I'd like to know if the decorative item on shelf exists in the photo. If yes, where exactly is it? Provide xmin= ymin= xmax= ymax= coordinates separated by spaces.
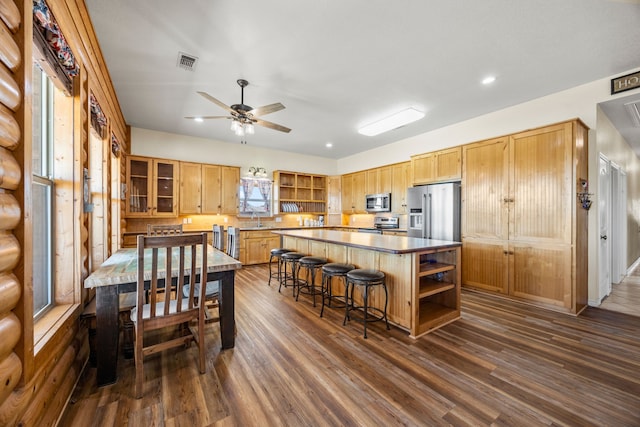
xmin=577 ymin=179 xmax=592 ymax=210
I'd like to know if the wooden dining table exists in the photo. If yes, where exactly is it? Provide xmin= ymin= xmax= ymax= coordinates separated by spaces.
xmin=84 ymin=244 xmax=242 ymax=387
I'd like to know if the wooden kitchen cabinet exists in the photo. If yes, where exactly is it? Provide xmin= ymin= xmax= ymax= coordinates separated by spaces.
xmin=274 ymin=171 xmax=327 ymax=214
xmin=341 ymin=171 xmax=366 ymax=213
xmin=126 ymin=156 xmax=179 ymax=217
xmin=327 ymin=175 xmax=342 ymax=214
xmin=461 ymin=120 xmax=588 ymax=314
xmin=365 ymin=166 xmax=392 ymax=195
xmin=390 ymin=161 xmax=410 ymax=213
xmin=179 ymin=162 xmax=239 ymax=215
xmin=241 ymin=230 xmax=280 ymax=265
xmin=411 ymin=146 xmax=461 ymax=185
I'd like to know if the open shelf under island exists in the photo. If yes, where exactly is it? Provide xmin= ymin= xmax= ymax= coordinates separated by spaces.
xmin=272 ymin=229 xmax=462 ymax=338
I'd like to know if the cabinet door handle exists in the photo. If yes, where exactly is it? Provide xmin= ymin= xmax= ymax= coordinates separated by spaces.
xmin=600 ymin=235 xmax=607 ymax=240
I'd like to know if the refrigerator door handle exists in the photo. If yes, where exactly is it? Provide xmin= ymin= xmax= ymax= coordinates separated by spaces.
xmin=422 ymin=193 xmax=428 ymax=238
xmin=426 ymin=193 xmax=432 ymax=239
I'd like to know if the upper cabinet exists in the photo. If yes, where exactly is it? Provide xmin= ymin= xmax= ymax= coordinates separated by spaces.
xmin=327 ymin=175 xmax=342 ymax=214
xmin=341 ymin=171 xmax=366 ymax=214
xmin=365 ymin=166 xmax=392 ymax=195
xmin=274 ymin=171 xmax=327 ymax=214
xmin=411 ymin=146 xmax=462 ymax=185
xmin=179 ymin=162 xmax=239 ymax=215
xmin=390 ymin=162 xmax=410 ymax=213
xmin=126 ymin=156 xmax=179 ymax=217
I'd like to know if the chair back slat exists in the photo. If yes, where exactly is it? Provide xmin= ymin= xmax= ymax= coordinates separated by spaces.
xmin=147 ymin=223 xmax=183 ymax=236
xmin=226 ymin=226 xmax=239 ymax=259
xmin=212 ymin=224 xmax=224 ymax=251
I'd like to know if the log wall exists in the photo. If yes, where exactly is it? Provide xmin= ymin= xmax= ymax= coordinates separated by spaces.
xmin=0 ymin=0 xmax=128 ymax=425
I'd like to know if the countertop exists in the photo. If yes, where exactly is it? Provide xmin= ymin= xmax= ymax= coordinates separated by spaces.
xmin=273 ymin=229 xmax=460 ymax=254
xmin=123 ymin=226 xmax=407 ymax=234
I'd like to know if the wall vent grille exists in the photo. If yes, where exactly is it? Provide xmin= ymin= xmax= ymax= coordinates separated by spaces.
xmin=177 ymin=52 xmax=198 ymax=71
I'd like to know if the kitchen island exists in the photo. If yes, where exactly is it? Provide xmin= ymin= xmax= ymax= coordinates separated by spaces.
xmin=273 ymin=229 xmax=462 ymax=338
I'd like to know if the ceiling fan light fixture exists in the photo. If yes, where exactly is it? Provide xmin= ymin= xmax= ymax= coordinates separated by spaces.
xmin=246 ymin=123 xmax=255 ymax=135
xmin=358 ymin=108 xmax=425 ymax=136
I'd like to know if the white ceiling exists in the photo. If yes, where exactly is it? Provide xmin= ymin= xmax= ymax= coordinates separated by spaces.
xmin=85 ymin=0 xmax=640 ymax=159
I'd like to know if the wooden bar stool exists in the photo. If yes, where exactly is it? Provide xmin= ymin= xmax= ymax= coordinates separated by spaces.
xmin=279 ymin=252 xmax=306 ymax=295
xmin=343 ymin=269 xmax=390 ymax=339
xmin=296 ymin=256 xmax=328 ymax=306
xmin=320 ymin=263 xmax=355 ymax=317
xmin=268 ymin=248 xmax=293 ymax=286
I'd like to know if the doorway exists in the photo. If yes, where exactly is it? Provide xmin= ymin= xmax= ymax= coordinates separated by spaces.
xmin=598 ymin=154 xmax=611 ymax=301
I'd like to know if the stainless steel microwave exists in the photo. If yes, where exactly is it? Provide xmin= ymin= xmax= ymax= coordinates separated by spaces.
xmin=365 ymin=193 xmax=391 ymax=212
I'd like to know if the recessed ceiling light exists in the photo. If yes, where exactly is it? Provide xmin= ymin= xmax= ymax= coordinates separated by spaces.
xmin=358 ymin=108 xmax=425 ymax=136
xmin=326 ymin=142 xmax=333 ymax=148
xmin=194 ymin=117 xmax=204 ymax=122
xmin=482 ymin=76 xmax=496 ymax=85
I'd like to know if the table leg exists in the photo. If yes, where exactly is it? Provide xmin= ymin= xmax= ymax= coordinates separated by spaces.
xmin=96 ymin=285 xmax=119 ymax=386
xmin=218 ymin=270 xmax=236 ymax=349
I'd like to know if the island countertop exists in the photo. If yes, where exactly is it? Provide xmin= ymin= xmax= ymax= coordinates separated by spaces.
xmin=272 ymin=229 xmax=460 ymax=254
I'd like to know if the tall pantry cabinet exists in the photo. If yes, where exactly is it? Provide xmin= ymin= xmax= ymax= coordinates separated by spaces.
xmin=461 ymin=120 xmax=588 ymax=314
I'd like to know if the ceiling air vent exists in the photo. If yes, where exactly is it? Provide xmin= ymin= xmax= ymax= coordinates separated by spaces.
xmin=624 ymin=100 xmax=640 ymax=127
xmin=177 ymin=52 xmax=198 ymax=71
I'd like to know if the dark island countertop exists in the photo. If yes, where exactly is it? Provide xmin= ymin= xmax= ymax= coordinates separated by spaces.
xmin=273 ymin=229 xmax=460 ymax=254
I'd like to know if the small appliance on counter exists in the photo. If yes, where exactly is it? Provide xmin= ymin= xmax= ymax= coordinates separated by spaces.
xmin=407 ymin=183 xmax=460 ymax=241
xmin=365 ymin=193 xmax=391 ymax=212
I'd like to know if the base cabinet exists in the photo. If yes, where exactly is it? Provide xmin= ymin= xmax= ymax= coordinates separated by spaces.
xmin=281 ymin=235 xmax=460 ymax=337
xmin=241 ymin=230 xmax=280 ymax=265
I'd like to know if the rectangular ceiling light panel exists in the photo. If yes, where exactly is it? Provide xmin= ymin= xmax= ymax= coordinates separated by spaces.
xmin=358 ymin=108 xmax=425 ymax=136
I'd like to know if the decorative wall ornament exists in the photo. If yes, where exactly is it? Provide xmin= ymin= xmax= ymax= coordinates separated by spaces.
xmin=33 ymin=0 xmax=79 ymax=77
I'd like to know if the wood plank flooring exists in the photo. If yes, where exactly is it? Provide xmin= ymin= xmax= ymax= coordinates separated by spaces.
xmin=599 ymin=265 xmax=640 ymax=317
xmin=59 ymin=265 xmax=640 ymax=426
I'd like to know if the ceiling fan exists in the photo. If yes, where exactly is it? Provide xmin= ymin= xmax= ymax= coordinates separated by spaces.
xmin=186 ymin=79 xmax=291 ymax=136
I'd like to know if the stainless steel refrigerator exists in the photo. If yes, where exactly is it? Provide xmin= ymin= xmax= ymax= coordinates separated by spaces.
xmin=407 ymin=182 xmax=461 ymax=241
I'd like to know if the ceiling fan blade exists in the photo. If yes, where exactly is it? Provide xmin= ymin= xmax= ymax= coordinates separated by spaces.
xmin=248 ymin=102 xmax=285 ymax=117
xmin=255 ymin=118 xmax=291 ymax=133
xmin=197 ymin=91 xmax=235 ymax=114
xmin=184 ymin=115 xmax=232 ymax=120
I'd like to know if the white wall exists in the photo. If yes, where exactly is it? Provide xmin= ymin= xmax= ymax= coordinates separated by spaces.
xmin=131 ymin=127 xmax=338 ymax=176
xmin=337 ymin=69 xmax=640 ymax=174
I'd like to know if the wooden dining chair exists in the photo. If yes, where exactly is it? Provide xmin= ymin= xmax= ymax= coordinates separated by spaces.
xmin=212 ymin=224 xmax=224 ymax=252
xmin=146 ymin=224 xmax=183 ymax=298
xmin=147 ymin=223 xmax=183 ymax=236
xmin=226 ymin=226 xmax=239 ymax=259
xmin=131 ymin=233 xmax=208 ymax=399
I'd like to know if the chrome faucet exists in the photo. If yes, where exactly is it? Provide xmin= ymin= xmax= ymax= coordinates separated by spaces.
xmin=251 ymin=211 xmax=262 ymax=228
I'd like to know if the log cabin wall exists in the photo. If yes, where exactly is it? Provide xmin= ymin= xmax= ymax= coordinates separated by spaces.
xmin=0 ymin=0 xmax=128 ymax=425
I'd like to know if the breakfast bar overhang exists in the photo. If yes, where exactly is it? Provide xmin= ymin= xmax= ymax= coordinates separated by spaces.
xmin=273 ymin=229 xmax=462 ymax=338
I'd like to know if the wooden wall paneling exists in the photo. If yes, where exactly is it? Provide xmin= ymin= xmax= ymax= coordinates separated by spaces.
xmin=0 ymin=146 xmax=20 ymax=189
xmin=0 ymin=192 xmax=20 ymax=229
xmin=0 ymin=19 xmax=20 ymax=71
xmin=0 ymin=0 xmax=19 ymax=32
xmin=0 ymin=102 xmax=19 ymax=150
xmin=50 ymin=0 xmax=126 ymax=138
xmin=0 ymin=63 xmax=19 ymax=111
xmin=0 ymin=273 xmax=20 ymax=314
xmin=80 ymin=71 xmax=89 ymax=281
xmin=0 ymin=316 xmax=80 ymax=426
xmin=0 ymin=352 xmax=21 ymax=405
xmin=0 ymin=312 xmax=20 ymax=361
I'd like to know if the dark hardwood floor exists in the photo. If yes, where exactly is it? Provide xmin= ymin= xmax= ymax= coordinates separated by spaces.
xmin=59 ymin=265 xmax=640 ymax=426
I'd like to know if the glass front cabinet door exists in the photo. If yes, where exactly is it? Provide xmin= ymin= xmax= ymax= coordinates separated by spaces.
xmin=126 ymin=156 xmax=179 ymax=217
